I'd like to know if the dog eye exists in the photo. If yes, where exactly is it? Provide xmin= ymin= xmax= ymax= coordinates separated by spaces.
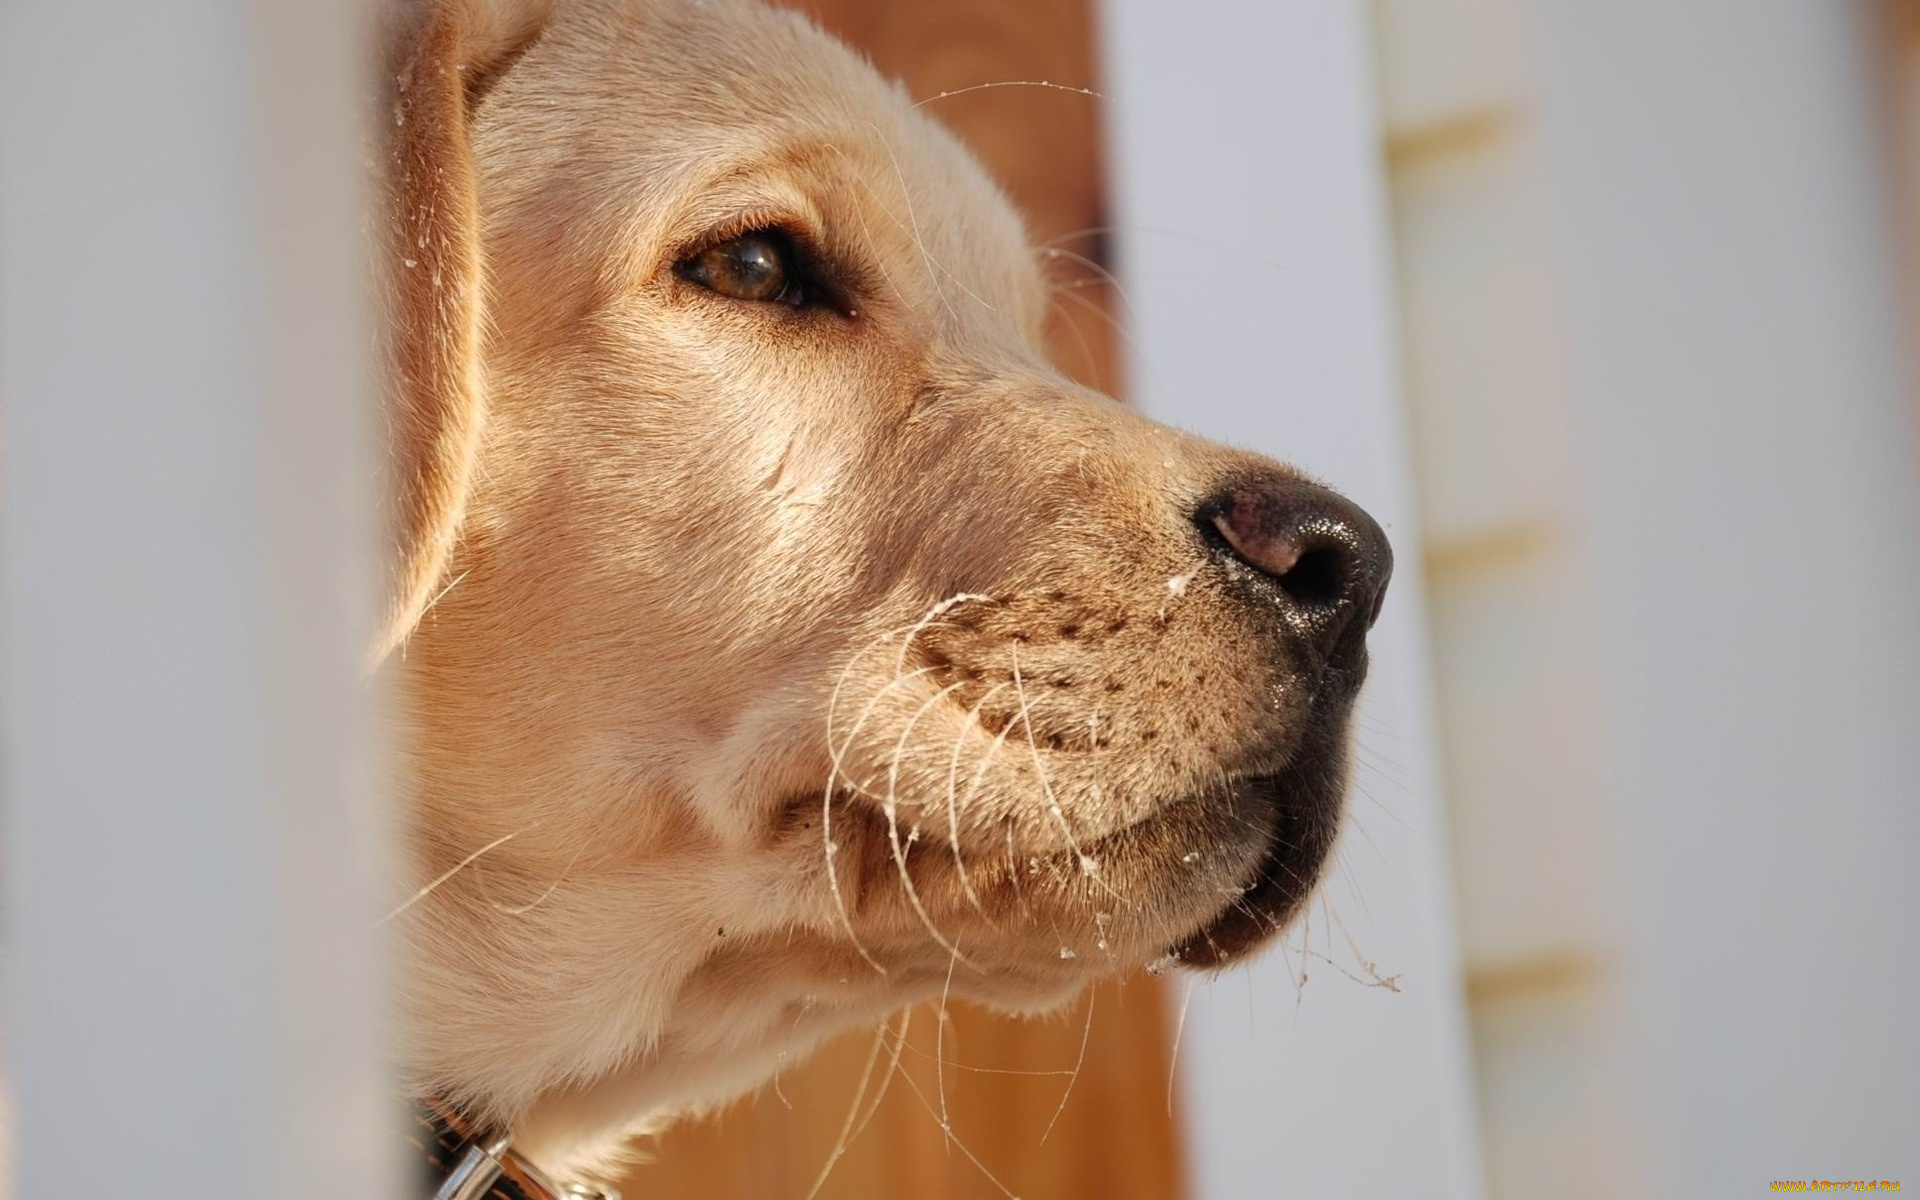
xmin=678 ymin=230 xmax=809 ymax=306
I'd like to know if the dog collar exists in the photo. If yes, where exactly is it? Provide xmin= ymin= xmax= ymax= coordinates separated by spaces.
xmin=413 ymin=1101 xmax=621 ymax=1200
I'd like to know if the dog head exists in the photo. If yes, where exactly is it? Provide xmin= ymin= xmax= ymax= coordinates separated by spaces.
xmin=381 ymin=0 xmax=1391 ymax=1174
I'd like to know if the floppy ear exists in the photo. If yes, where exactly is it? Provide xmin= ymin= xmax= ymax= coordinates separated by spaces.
xmin=376 ymin=0 xmax=551 ymax=661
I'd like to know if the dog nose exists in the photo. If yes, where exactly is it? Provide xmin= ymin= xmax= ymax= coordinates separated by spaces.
xmin=1199 ymin=475 xmax=1393 ymax=662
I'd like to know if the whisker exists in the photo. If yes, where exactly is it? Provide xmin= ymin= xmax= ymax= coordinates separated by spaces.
xmin=863 ymin=120 xmax=982 ymax=322
xmin=956 ymin=696 xmax=1023 ymax=870
xmin=1039 ymin=244 xmax=1136 ymax=322
xmin=825 ymin=615 xmax=952 ymax=757
xmin=936 ymin=950 xmax=960 ymax=1151
xmin=1333 ymin=844 xmax=1375 ymax=924
xmin=888 ymin=1046 xmax=1023 ymax=1200
xmin=825 ymin=595 xmax=980 ymax=793
xmin=822 ymin=656 xmax=942 ymax=975
xmin=892 ymin=1038 xmax=1078 ymax=1078
xmin=818 ymin=142 xmax=915 ymax=310
xmin=844 ymin=1009 xmax=914 ymax=1156
xmin=944 ymin=681 xmax=1012 ymax=918
xmin=1166 ymin=977 xmax=1196 ymax=1118
xmin=1050 ymin=282 xmax=1141 ymax=362
xmin=1295 ymin=901 xmax=1313 ymax=1011
xmin=476 ymin=819 xmax=591 ymax=917
xmin=770 ymin=1053 xmax=794 ymax=1111
xmin=1326 ymin=896 xmax=1401 ymax=992
xmin=883 ymin=679 xmax=978 ymax=966
xmin=1039 ymin=986 xmax=1096 ymax=1146
xmin=417 ymin=567 xmax=471 ymax=624
xmin=1348 ymin=739 xmax=1421 ymax=819
xmin=380 ymin=821 xmax=533 ymax=925
xmin=820 ymin=631 xmax=899 ymax=974
xmin=1047 ymin=295 xmax=1108 ymax=392
xmin=803 ymin=1019 xmax=891 ymax=1200
xmin=1274 ymin=931 xmax=1302 ymax=1006
xmin=913 ymin=79 xmax=1103 ymax=109
xmin=1341 ymin=800 xmax=1393 ymax=870
xmin=893 ymin=591 xmax=993 ymax=677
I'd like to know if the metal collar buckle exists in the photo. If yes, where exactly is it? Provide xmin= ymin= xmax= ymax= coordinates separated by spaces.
xmin=432 ymin=1132 xmax=514 ymax=1200
xmin=422 ymin=1105 xmax=621 ymax=1200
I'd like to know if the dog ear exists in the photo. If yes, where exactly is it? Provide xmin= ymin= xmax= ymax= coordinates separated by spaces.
xmin=376 ymin=0 xmax=552 ymax=661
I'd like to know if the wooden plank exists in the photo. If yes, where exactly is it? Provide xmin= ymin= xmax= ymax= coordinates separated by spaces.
xmin=635 ymin=982 xmax=1180 ymax=1199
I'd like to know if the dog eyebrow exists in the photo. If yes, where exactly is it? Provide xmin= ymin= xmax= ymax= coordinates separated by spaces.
xmin=622 ymin=139 xmax=854 ymax=270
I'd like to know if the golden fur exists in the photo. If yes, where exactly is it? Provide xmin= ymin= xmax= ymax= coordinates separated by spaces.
xmin=382 ymin=0 xmax=1388 ymax=1183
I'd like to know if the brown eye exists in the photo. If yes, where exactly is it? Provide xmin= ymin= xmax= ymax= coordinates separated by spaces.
xmin=678 ymin=230 xmax=807 ymax=306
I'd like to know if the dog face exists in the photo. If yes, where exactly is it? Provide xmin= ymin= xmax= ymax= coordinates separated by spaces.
xmin=382 ymin=0 xmax=1390 ymax=1175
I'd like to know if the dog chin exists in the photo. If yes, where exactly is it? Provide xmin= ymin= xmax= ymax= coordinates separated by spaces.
xmin=1165 ymin=746 xmax=1351 ymax=969
xmin=972 ymin=749 xmax=1353 ymax=986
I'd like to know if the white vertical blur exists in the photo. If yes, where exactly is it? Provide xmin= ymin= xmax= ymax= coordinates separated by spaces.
xmin=0 ymin=2 xmax=395 ymax=1198
xmin=1524 ymin=0 xmax=1920 ymax=1190
xmin=1098 ymin=3 xmax=1486 ymax=1198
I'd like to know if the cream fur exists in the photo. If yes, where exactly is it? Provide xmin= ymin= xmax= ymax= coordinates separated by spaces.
xmin=381 ymin=0 xmax=1373 ymax=1183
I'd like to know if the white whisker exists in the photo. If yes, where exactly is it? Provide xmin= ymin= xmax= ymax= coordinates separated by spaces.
xmin=884 ymin=679 xmax=978 ymax=966
xmin=936 ymin=950 xmax=960 ymax=1152
xmin=845 ymin=1009 xmax=913 ymax=1156
xmin=1040 ymin=986 xmax=1096 ymax=1146
xmin=893 ymin=591 xmax=993 ymax=677
xmin=1166 ymin=977 xmax=1197 ymax=1118
xmin=864 ymin=120 xmax=992 ymax=319
xmin=380 ymin=821 xmax=532 ymax=925
xmin=823 ymin=650 xmax=940 ymax=975
xmin=913 ymin=79 xmax=1103 ymax=109
xmin=888 ymin=1046 xmax=1023 ymax=1200
xmin=944 ymin=681 xmax=1012 ymax=918
xmin=804 ymin=1018 xmax=892 ymax=1200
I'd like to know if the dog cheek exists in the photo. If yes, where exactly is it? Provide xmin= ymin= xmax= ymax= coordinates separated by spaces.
xmin=759 ymin=431 xmax=842 ymax=527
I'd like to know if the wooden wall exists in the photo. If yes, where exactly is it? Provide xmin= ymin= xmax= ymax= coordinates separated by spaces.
xmin=620 ymin=1 xmax=1186 ymax=1196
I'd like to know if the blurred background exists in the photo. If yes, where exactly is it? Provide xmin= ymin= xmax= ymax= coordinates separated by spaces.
xmin=4 ymin=1 xmax=1916 ymax=1198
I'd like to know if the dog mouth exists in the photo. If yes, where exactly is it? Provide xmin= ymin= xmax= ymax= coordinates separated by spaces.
xmin=1163 ymin=734 xmax=1350 ymax=969
xmin=801 ymin=625 xmax=1363 ymax=976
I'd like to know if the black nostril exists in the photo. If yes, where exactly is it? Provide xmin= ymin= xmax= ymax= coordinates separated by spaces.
xmin=1198 ymin=474 xmax=1394 ymax=659
xmin=1275 ymin=542 xmax=1348 ymax=612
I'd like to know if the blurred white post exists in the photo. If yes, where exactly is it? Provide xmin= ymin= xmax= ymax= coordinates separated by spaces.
xmin=1 ymin=3 xmax=395 ymax=1198
xmin=1525 ymin=0 xmax=1920 ymax=1190
xmin=1099 ymin=3 xmax=1485 ymax=1198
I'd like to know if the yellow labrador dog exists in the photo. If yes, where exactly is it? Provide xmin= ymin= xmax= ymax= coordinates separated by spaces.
xmin=383 ymin=0 xmax=1390 ymax=1188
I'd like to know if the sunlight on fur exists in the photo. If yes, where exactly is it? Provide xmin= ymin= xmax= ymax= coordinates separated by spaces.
xmin=379 ymin=0 xmax=1394 ymax=1186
